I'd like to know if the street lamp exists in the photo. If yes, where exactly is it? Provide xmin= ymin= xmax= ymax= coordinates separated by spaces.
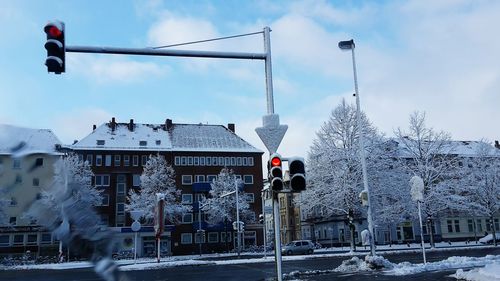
xmin=410 ymin=175 xmax=427 ymax=264
xmin=339 ymin=39 xmax=376 ymax=256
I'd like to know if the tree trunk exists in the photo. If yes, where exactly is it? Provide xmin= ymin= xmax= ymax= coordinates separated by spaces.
xmin=428 ymin=218 xmax=435 ymax=248
xmin=350 ymin=223 xmax=356 ymax=252
xmin=491 ymin=216 xmax=497 ymax=247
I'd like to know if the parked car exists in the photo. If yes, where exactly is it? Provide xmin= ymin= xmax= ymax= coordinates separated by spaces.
xmin=479 ymin=233 xmax=500 ymax=244
xmin=281 ymin=240 xmax=315 ymax=255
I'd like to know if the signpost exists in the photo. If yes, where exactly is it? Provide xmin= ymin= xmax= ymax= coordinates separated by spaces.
xmin=130 ymin=210 xmax=143 ymax=264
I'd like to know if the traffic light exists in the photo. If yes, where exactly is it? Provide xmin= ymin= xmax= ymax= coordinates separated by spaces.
xmin=288 ymin=157 xmax=306 ymax=192
xmin=44 ymin=20 xmax=65 ymax=74
xmin=259 ymin=214 xmax=264 ymax=224
xmin=269 ymin=153 xmax=283 ymax=191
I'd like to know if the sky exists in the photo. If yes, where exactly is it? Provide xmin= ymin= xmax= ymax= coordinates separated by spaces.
xmin=1 ymin=0 xmax=499 ymax=160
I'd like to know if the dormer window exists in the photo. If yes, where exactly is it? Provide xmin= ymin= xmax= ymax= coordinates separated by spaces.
xmin=97 ymin=140 xmax=105 ymax=145
xmin=156 ymin=140 xmax=161 ymax=145
xmin=139 ymin=141 xmax=147 ymax=146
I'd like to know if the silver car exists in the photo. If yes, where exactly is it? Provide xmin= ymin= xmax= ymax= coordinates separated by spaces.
xmin=282 ymin=240 xmax=315 ymax=255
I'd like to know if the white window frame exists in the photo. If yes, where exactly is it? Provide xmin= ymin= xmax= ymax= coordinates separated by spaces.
xmin=114 ymin=155 xmax=121 ymax=166
xmin=212 ymin=157 xmax=217 ymax=166
xmin=237 ymin=157 xmax=242 ymax=166
xmin=141 ymin=155 xmax=148 ymax=166
xmin=182 ymin=175 xmax=193 ymax=185
xmin=132 ymin=155 xmax=139 ymax=166
xmin=182 ymin=194 xmax=193 ymax=204
xmin=194 ymin=175 xmax=205 ymax=183
xmin=100 ymin=194 xmax=110 ymax=206
xmin=194 ymin=157 xmax=199 ymax=166
xmin=195 ymin=232 xmax=206 ymax=244
xmin=181 ymin=156 xmax=187 ymax=166
xmin=96 ymin=155 xmax=103 ymax=166
xmin=181 ymin=233 xmax=192 ymax=244
xmin=117 ymin=183 xmax=126 ymax=195
xmin=200 ymin=157 xmax=205 ymax=166
xmin=188 ymin=157 xmax=193 ymax=166
xmin=243 ymin=175 xmax=254 ymax=184
xmin=105 ymin=155 xmax=112 ymax=166
xmin=86 ymin=154 xmax=93 ymax=166
xmin=123 ymin=155 xmax=130 ymax=166
xmin=221 ymin=232 xmax=232 ymax=242
xmin=218 ymin=157 xmax=224 ymax=166
xmin=206 ymin=157 xmax=212 ymax=166
xmin=208 ymin=232 xmax=218 ymax=243
xmin=242 ymin=157 xmax=248 ymax=166
xmin=174 ymin=156 xmax=181 ymax=166
xmin=182 ymin=213 xmax=193 ymax=224
xmin=207 ymin=175 xmax=217 ymax=183
xmin=27 ymin=234 xmax=38 ymax=245
xmin=0 ymin=235 xmax=10 ymax=247
xmin=246 ymin=193 xmax=255 ymax=203
xmin=133 ymin=174 xmax=141 ymax=187
xmin=231 ymin=157 xmax=236 ymax=166
xmin=13 ymin=159 xmax=21 ymax=169
xmin=248 ymin=157 xmax=254 ymax=166
xmin=95 ymin=175 xmax=110 ymax=187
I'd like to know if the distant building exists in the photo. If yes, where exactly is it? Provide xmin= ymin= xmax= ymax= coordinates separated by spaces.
xmin=70 ymin=118 xmax=264 ymax=256
xmin=0 ymin=124 xmax=62 ymax=256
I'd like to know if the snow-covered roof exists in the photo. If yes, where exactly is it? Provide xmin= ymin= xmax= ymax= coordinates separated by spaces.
xmin=0 ymin=124 xmax=62 ymax=156
xmin=72 ymin=121 xmax=262 ymax=153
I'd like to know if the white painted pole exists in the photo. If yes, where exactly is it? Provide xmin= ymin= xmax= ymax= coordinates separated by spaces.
xmin=418 ymin=201 xmax=427 ymax=264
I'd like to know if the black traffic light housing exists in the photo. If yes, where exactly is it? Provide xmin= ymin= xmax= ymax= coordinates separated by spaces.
xmin=44 ymin=20 xmax=65 ymax=74
xmin=269 ymin=153 xmax=283 ymax=191
xmin=288 ymin=157 xmax=306 ymax=192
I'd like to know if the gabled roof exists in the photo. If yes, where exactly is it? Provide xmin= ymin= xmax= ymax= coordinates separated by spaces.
xmin=71 ymin=121 xmax=262 ymax=153
xmin=0 ymin=124 xmax=62 ymax=156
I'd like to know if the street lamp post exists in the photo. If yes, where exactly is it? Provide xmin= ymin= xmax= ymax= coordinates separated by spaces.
xmin=339 ymin=39 xmax=376 ymax=256
xmin=197 ymin=202 xmax=209 ymax=256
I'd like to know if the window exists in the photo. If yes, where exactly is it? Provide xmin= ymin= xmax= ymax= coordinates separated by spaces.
xmin=13 ymin=234 xmax=24 ymax=245
xmin=10 ymin=197 xmax=17 ymax=206
xmin=116 ymin=203 xmax=125 ymax=217
xmin=194 ymin=157 xmax=199 ymax=166
xmin=35 ymin=157 xmax=44 ymax=166
xmin=242 ymin=157 xmax=248 ymax=166
xmin=27 ymin=234 xmax=37 ymax=245
xmin=231 ymin=157 xmax=236 ymax=166
xmin=182 ymin=213 xmax=193 ymax=224
xmin=96 ymin=155 xmax=103 ymax=166
xmin=97 ymin=140 xmax=105 ymax=145
xmin=13 ymin=159 xmax=21 ymax=169
xmin=221 ymin=232 xmax=231 ymax=242
xmin=495 ymin=219 xmax=500 ymax=231
xmin=181 ymin=233 xmax=192 ymax=244
xmin=218 ymin=157 xmax=224 ymax=166
xmin=243 ymin=175 xmax=253 ymax=184
xmin=114 ymin=155 xmax=121 ymax=166
xmin=188 ymin=157 xmax=193 ymax=166
xmin=182 ymin=194 xmax=193 ymax=204
xmin=78 ymin=154 xmax=85 ymax=162
xmin=225 ymin=157 xmax=230 ymax=166
xmin=486 ymin=221 xmax=492 ymax=232
xmin=0 ymin=235 xmax=10 ymax=247
xmin=207 ymin=175 xmax=217 ymax=183
xmin=468 ymin=219 xmax=474 ymax=232
xmin=200 ymin=157 xmax=205 ymax=166
xmin=182 ymin=175 xmax=193 ymax=185
xmin=105 ymin=155 xmax=112 ymax=166
xmin=9 ymin=217 xmax=16 ymax=225
xmin=194 ymin=175 xmax=205 ymax=183
xmin=454 ymin=220 xmax=460 ymax=233
xmin=155 ymin=140 xmax=161 ymax=145
xmin=40 ymin=233 xmax=52 ymax=244
xmin=123 ymin=155 xmax=130 ymax=166
xmin=117 ymin=183 xmax=126 ymax=195
xmin=447 ymin=220 xmax=453 ymax=233
xmin=180 ymin=156 xmax=187 ymax=166
xmin=133 ymin=174 xmax=141 ymax=187
xmin=195 ymin=232 xmax=206 ymax=244
xmin=206 ymin=157 xmax=212 ymax=166
xmin=237 ymin=157 xmax=242 ymax=166
xmin=100 ymin=194 xmax=109 ymax=206
xmin=246 ymin=193 xmax=255 ymax=203
xmin=132 ymin=155 xmax=139 ymax=166
xmin=208 ymin=232 xmax=218 ymax=243
xmin=174 ymin=156 xmax=180 ymax=166
xmin=15 ymin=174 xmax=22 ymax=183
xmin=212 ymin=157 xmax=217 ymax=166
xmin=141 ymin=155 xmax=147 ymax=166
xmin=32 ymin=178 xmax=40 ymax=187
xmin=195 ymin=194 xmax=205 ymax=203
xmin=139 ymin=140 xmax=147 ymax=146
xmin=477 ymin=219 xmax=483 ymax=232
xmin=95 ymin=175 xmax=110 ymax=187
xmin=248 ymin=157 xmax=254 ymax=166
xmin=86 ymin=154 xmax=93 ymax=165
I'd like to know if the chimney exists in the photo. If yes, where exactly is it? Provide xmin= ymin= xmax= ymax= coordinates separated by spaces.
xmin=165 ymin=119 xmax=173 ymax=130
xmin=495 ymin=140 xmax=500 ymax=149
xmin=92 ymin=124 xmax=96 ymax=131
xmin=228 ymin=123 xmax=235 ymax=133
xmin=128 ymin=119 xmax=134 ymax=132
xmin=111 ymin=117 xmax=116 ymax=131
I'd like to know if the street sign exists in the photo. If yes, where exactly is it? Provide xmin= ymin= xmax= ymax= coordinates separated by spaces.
xmin=131 ymin=221 xmax=141 ymax=232
xmin=255 ymin=114 xmax=287 ymax=154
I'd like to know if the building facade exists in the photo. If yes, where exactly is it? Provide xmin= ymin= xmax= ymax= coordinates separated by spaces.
xmin=0 ymin=125 xmax=62 ymax=256
xmin=70 ymin=118 xmax=264 ymax=256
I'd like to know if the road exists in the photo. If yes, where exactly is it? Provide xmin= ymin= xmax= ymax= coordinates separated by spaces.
xmin=2 ymin=247 xmax=498 ymax=281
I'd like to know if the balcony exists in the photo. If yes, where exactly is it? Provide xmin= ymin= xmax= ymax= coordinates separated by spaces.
xmin=192 ymin=182 xmax=211 ymax=193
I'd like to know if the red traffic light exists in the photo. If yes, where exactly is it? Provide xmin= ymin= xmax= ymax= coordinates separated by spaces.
xmin=271 ymin=157 xmax=281 ymax=167
xmin=48 ymin=26 xmax=62 ymax=38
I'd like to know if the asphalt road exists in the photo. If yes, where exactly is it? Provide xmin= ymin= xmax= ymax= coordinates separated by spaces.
xmin=2 ymin=247 xmax=498 ymax=281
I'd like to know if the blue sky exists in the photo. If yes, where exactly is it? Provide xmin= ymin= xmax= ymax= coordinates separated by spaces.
xmin=1 ymin=0 xmax=499 ymax=159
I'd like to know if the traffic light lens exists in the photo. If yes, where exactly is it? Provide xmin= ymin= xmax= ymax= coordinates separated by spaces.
xmin=271 ymin=157 xmax=281 ymax=167
xmin=48 ymin=26 xmax=62 ymax=38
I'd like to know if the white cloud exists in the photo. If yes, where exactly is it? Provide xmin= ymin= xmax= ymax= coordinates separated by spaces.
xmin=68 ymin=55 xmax=168 ymax=84
xmin=50 ymin=107 xmax=113 ymax=144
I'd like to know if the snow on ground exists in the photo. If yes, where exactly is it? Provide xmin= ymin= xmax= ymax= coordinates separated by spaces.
xmin=451 ymin=262 xmax=500 ymax=281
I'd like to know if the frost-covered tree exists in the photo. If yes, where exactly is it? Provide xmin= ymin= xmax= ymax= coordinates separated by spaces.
xmin=394 ymin=111 xmax=464 ymax=247
xmin=201 ymin=168 xmax=253 ymax=224
xmin=24 ymin=154 xmax=107 ymax=256
xmin=126 ymin=154 xmax=189 ymax=223
xmin=463 ymin=140 xmax=500 ymax=245
xmin=299 ymin=99 xmax=381 ymax=251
